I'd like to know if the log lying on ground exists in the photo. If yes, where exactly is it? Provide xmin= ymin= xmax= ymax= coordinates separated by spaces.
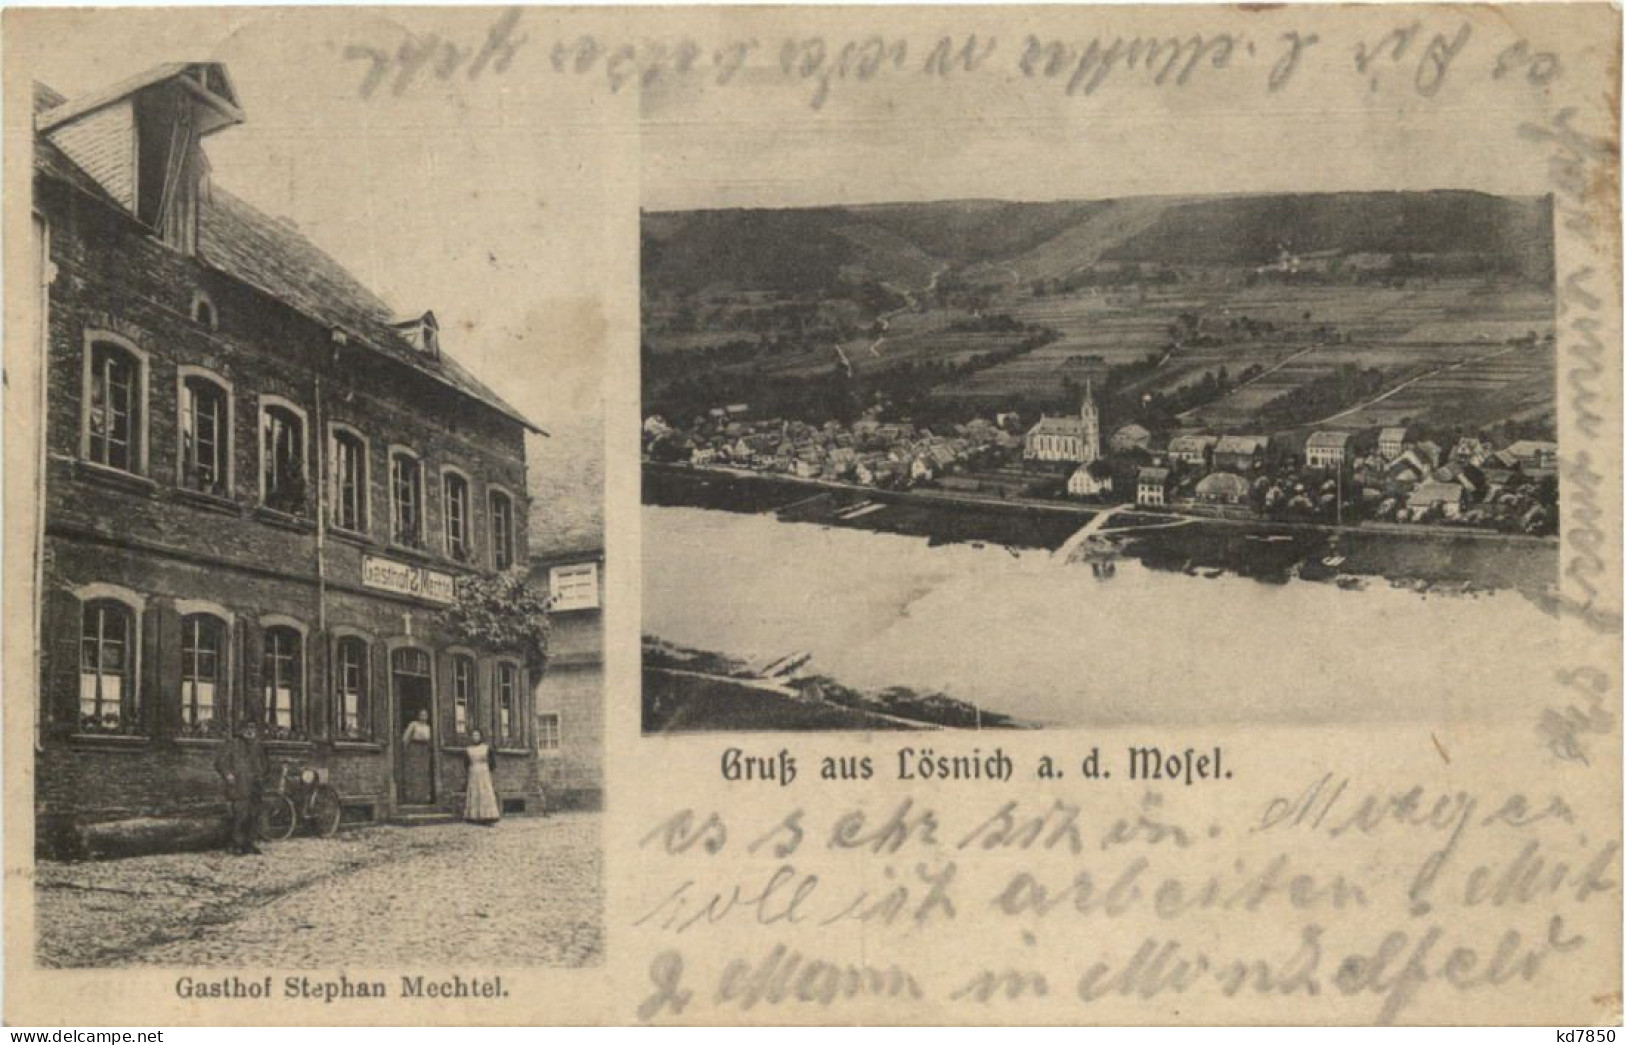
xmin=74 ymin=814 xmax=230 ymax=860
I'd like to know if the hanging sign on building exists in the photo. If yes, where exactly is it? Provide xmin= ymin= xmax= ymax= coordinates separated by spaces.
xmin=361 ymin=555 xmax=456 ymax=604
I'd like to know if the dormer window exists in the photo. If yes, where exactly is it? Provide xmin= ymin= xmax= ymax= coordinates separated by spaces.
xmin=391 ymin=312 xmax=440 ymax=359
xmin=39 ymin=63 xmax=242 ymax=256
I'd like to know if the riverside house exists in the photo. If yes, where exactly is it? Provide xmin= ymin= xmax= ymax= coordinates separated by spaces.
xmin=31 ymin=63 xmax=546 ymax=854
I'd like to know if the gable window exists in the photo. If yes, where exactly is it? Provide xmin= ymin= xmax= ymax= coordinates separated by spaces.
xmin=390 ymin=450 xmax=423 ymax=548
xmin=452 ymin=654 xmax=476 ymax=737
xmin=262 ymin=626 xmax=303 ymax=739
xmin=191 ymin=293 xmax=217 ymax=329
xmin=329 ymin=428 xmax=368 ymax=534
xmin=179 ymin=614 xmax=226 ymax=737
xmin=443 ymin=471 xmax=471 ymax=562
xmin=489 ymin=490 xmax=514 ymax=571
xmin=537 ymin=712 xmax=561 ymax=752
xmin=261 ymin=401 xmax=307 ymax=515
xmin=80 ymin=600 xmax=138 ymax=734
xmin=180 ymin=373 xmax=229 ymax=496
xmin=334 ymin=636 xmax=369 ymax=740
xmin=86 ymin=340 xmax=143 ymax=473
xmin=495 ymin=662 xmax=520 ymax=746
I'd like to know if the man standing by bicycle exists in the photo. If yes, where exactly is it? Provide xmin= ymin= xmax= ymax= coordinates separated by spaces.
xmin=215 ymin=721 xmax=270 ymax=855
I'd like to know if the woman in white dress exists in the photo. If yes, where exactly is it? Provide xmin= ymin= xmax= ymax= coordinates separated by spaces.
xmin=463 ymin=728 xmax=501 ymax=825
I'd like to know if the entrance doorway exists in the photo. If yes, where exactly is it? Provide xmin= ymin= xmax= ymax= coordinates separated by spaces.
xmin=393 ymin=648 xmax=434 ymax=805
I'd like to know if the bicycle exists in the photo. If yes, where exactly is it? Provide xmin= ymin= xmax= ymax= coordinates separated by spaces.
xmin=258 ymin=763 xmax=343 ymax=841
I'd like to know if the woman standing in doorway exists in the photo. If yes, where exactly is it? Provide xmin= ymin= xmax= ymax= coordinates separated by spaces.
xmin=400 ymin=709 xmax=434 ymax=805
xmin=463 ymin=729 xmax=501 ymax=825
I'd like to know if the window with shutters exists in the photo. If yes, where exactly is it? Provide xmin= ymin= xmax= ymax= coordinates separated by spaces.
xmin=262 ymin=626 xmax=304 ymax=739
xmin=495 ymin=661 xmax=521 ymax=747
xmin=84 ymin=339 xmax=146 ymax=474
xmin=80 ymin=600 xmax=139 ymax=734
xmin=334 ymin=636 xmax=370 ymax=740
xmin=452 ymin=654 xmax=476 ymax=738
xmin=179 ymin=614 xmax=227 ymax=737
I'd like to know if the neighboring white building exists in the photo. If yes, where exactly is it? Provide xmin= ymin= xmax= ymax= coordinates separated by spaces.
xmin=1378 ymin=426 xmax=1409 ymax=460
xmin=1305 ymin=430 xmax=1352 ymax=469
xmin=1068 ymin=460 xmax=1114 ymax=498
xmin=1137 ymin=466 xmax=1170 ymax=507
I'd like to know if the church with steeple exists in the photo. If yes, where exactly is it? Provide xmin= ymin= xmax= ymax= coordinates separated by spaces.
xmin=1023 ymin=380 xmax=1101 ymax=463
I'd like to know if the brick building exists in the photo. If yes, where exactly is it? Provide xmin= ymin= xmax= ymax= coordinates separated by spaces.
xmin=30 ymin=63 xmax=546 ymax=854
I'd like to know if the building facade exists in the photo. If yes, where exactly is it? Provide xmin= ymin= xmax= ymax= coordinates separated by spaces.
xmin=530 ymin=552 xmax=605 ymax=810
xmin=1305 ymin=430 xmax=1352 ymax=469
xmin=32 ymin=64 xmax=544 ymax=854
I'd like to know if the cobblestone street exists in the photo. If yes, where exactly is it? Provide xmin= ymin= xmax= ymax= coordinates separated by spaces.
xmin=36 ymin=813 xmax=602 ymax=969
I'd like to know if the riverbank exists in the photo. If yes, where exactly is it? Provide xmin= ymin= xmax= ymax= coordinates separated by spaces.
xmin=645 ymin=461 xmax=1558 ymax=594
xmin=643 ymin=640 xmax=1026 ymax=733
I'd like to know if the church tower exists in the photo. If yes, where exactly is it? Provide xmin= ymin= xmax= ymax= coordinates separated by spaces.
xmin=1080 ymin=378 xmax=1100 ymax=463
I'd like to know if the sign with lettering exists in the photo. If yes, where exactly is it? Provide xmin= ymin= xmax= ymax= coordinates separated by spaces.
xmin=361 ymin=555 xmax=456 ymax=604
xmin=550 ymin=562 xmax=600 ymax=612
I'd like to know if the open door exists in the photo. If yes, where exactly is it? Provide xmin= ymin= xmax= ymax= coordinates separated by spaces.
xmin=393 ymin=648 xmax=434 ymax=805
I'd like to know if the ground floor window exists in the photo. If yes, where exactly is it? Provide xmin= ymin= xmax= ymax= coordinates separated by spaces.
xmin=452 ymin=654 xmax=476 ymax=738
xmin=496 ymin=662 xmax=521 ymax=746
xmin=180 ymin=614 xmax=226 ymax=737
xmin=335 ymin=636 xmax=369 ymax=740
xmin=262 ymin=626 xmax=304 ymax=738
xmin=536 ymin=711 xmax=561 ymax=751
xmin=80 ymin=600 xmax=137 ymax=733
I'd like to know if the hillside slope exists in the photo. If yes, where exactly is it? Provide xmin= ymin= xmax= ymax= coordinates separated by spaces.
xmin=641 ymin=192 xmax=1553 ymax=295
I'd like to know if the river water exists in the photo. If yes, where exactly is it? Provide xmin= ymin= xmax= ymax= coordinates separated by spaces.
xmin=644 ymin=504 xmax=1565 ymax=727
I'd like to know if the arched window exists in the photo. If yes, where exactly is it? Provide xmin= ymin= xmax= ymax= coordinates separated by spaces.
xmin=489 ymin=489 xmax=514 ymax=571
xmin=451 ymin=654 xmax=477 ymax=737
xmin=80 ymin=600 xmax=137 ymax=733
xmin=329 ymin=427 xmax=368 ymax=533
xmin=262 ymin=626 xmax=304 ymax=738
xmin=390 ymin=450 xmax=423 ymax=548
xmin=191 ymin=292 xmax=217 ymax=329
xmin=180 ymin=373 xmax=230 ymax=495
xmin=260 ymin=401 xmax=307 ymax=514
xmin=179 ymin=614 xmax=227 ymax=736
xmin=495 ymin=661 xmax=520 ymax=747
xmin=443 ymin=470 xmax=471 ymax=562
xmin=86 ymin=340 xmax=144 ymax=473
xmin=334 ymin=636 xmax=370 ymax=740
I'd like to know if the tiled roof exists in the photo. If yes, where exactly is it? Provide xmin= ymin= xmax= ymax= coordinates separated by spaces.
xmin=1214 ymin=434 xmax=1267 ymax=454
xmin=1306 ymin=430 xmax=1351 ymax=448
xmin=33 ymin=80 xmax=539 ymax=434
xmin=1028 ymin=415 xmax=1089 ymax=436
